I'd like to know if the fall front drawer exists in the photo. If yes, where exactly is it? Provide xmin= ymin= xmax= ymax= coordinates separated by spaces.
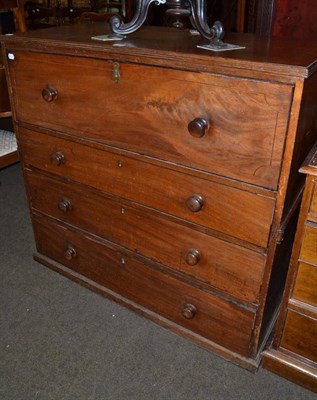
xmin=20 ymin=128 xmax=274 ymax=247
xmin=32 ymin=214 xmax=256 ymax=357
xmin=9 ymin=51 xmax=292 ymax=189
xmin=26 ymin=168 xmax=266 ymax=304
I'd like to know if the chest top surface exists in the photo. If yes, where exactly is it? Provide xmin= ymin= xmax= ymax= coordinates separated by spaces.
xmin=1 ymin=24 xmax=317 ymax=82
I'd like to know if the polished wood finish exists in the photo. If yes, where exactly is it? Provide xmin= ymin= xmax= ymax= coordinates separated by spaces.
xmin=263 ymin=143 xmax=317 ymax=392
xmin=25 ymin=168 xmax=266 ymax=304
xmin=0 ymin=48 xmax=17 ymax=167
xmin=0 ymin=65 xmax=11 ymax=116
xmin=187 ymin=118 xmax=209 ymax=138
xmin=293 ymin=262 xmax=317 ymax=306
xmin=33 ymin=213 xmax=255 ymax=357
xmin=2 ymin=24 xmax=317 ymax=81
xmin=9 ymin=51 xmax=292 ymax=189
xmin=185 ymin=195 xmax=204 ymax=213
xmin=1 ymin=1 xmax=27 ymax=32
xmin=281 ymin=310 xmax=317 ymax=362
xmin=272 ymin=0 xmax=317 ymax=40
xmin=57 ymin=198 xmax=73 ymax=213
xmin=20 ymin=128 xmax=274 ymax=248
xmin=264 ymin=350 xmax=317 ymax=393
xmin=78 ymin=11 xmax=115 ymax=23
xmin=310 ymin=181 xmax=317 ymax=215
xmin=256 ymin=0 xmax=317 ymax=39
xmin=0 ymin=150 xmax=19 ymax=168
xmin=12 ymin=1 xmax=27 ymax=33
xmin=256 ymin=0 xmax=276 ymax=36
xmin=41 ymin=85 xmax=58 ymax=103
xmin=184 ymin=248 xmax=201 ymax=266
xmin=236 ymin=0 xmax=246 ymax=32
xmin=49 ymin=151 xmax=65 ymax=166
xmin=182 ymin=304 xmax=197 ymax=320
xmin=299 ymin=223 xmax=317 ymax=264
xmin=2 ymin=24 xmax=317 ymax=369
xmin=0 ymin=4 xmax=26 ymax=168
xmin=1 ymin=0 xmax=27 ymax=33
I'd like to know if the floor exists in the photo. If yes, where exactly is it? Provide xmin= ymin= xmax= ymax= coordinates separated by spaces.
xmin=0 ymin=163 xmax=315 ymax=400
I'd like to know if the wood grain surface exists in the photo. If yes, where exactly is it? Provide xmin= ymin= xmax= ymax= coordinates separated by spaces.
xmin=33 ymin=213 xmax=256 ymax=357
xmin=19 ymin=128 xmax=275 ymax=248
xmin=9 ymin=51 xmax=293 ymax=189
xmin=26 ymin=168 xmax=266 ymax=304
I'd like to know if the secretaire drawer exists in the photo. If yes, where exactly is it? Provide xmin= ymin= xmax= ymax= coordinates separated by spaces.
xmin=20 ymin=128 xmax=275 ymax=247
xmin=8 ymin=51 xmax=292 ymax=189
xmin=292 ymin=262 xmax=317 ymax=307
xmin=26 ymin=169 xmax=266 ymax=304
xmin=299 ymin=222 xmax=317 ymax=266
xmin=281 ymin=310 xmax=317 ymax=363
xmin=309 ymin=179 xmax=317 ymax=216
xmin=32 ymin=214 xmax=255 ymax=357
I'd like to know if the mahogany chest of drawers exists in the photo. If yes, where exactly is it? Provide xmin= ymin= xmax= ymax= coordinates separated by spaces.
xmin=2 ymin=24 xmax=317 ymax=369
xmin=263 ymin=142 xmax=317 ymax=392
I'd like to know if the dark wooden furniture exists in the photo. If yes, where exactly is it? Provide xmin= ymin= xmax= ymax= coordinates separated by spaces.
xmin=0 ymin=0 xmax=27 ymax=33
xmin=1 ymin=24 xmax=317 ymax=370
xmin=78 ymin=11 xmax=115 ymax=23
xmin=256 ymin=0 xmax=276 ymax=36
xmin=0 ymin=52 xmax=18 ymax=168
xmin=0 ymin=54 xmax=11 ymax=119
xmin=24 ymin=1 xmax=59 ymax=29
xmin=256 ymin=0 xmax=317 ymax=38
xmin=23 ymin=0 xmax=132 ymax=28
xmin=263 ymin=142 xmax=317 ymax=393
xmin=88 ymin=0 xmax=132 ymax=20
xmin=0 ymin=3 xmax=26 ymax=168
xmin=272 ymin=0 xmax=317 ymax=39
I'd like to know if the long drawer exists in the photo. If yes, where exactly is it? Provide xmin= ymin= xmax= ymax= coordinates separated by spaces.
xmin=26 ymin=169 xmax=266 ymax=304
xmin=19 ymin=128 xmax=275 ymax=248
xmin=32 ymin=214 xmax=256 ymax=357
xmin=8 ymin=51 xmax=292 ymax=189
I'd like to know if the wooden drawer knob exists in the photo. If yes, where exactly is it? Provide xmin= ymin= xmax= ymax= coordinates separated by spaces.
xmin=182 ymin=304 xmax=197 ymax=320
xmin=50 ymin=151 xmax=65 ymax=166
xmin=42 ymin=85 xmax=58 ymax=102
xmin=188 ymin=118 xmax=209 ymax=138
xmin=64 ymin=245 xmax=76 ymax=260
xmin=184 ymin=248 xmax=201 ymax=266
xmin=58 ymin=198 xmax=72 ymax=213
xmin=186 ymin=195 xmax=204 ymax=212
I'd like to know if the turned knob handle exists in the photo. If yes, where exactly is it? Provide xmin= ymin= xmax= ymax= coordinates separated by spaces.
xmin=64 ymin=245 xmax=76 ymax=260
xmin=184 ymin=248 xmax=201 ymax=266
xmin=186 ymin=195 xmax=204 ymax=212
xmin=58 ymin=198 xmax=72 ymax=213
xmin=188 ymin=118 xmax=209 ymax=138
xmin=50 ymin=151 xmax=65 ymax=166
xmin=182 ymin=304 xmax=197 ymax=320
xmin=42 ymin=85 xmax=58 ymax=102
